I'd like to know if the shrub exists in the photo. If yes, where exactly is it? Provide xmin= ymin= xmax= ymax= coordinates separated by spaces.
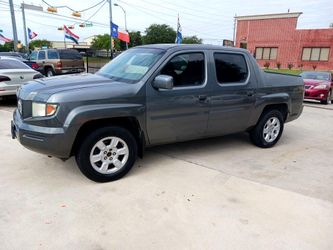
xmin=312 ymin=65 xmax=317 ymax=70
xmin=276 ymin=62 xmax=281 ymax=69
xmin=264 ymin=61 xmax=270 ymax=69
xmin=298 ymin=63 xmax=303 ymax=70
xmin=287 ymin=63 xmax=293 ymax=70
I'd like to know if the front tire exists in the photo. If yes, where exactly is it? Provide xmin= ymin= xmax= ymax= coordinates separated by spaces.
xmin=75 ymin=126 xmax=137 ymax=182
xmin=250 ymin=110 xmax=284 ymax=148
xmin=320 ymin=90 xmax=331 ymax=105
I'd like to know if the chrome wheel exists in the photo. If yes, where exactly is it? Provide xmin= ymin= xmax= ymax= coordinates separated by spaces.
xmin=89 ymin=136 xmax=129 ymax=174
xmin=263 ymin=117 xmax=281 ymax=143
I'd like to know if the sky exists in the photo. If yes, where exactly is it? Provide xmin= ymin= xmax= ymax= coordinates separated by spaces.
xmin=0 ymin=0 xmax=332 ymax=45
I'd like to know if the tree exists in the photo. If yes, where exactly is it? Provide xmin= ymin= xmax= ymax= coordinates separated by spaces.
xmin=129 ymin=31 xmax=143 ymax=48
xmin=143 ymin=24 xmax=176 ymax=44
xmin=91 ymin=34 xmax=122 ymax=55
xmin=29 ymin=39 xmax=52 ymax=50
xmin=0 ymin=41 xmax=14 ymax=52
xmin=182 ymin=36 xmax=202 ymax=44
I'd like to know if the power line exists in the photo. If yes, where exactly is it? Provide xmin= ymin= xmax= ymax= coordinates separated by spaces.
xmin=41 ymin=0 xmax=106 ymax=13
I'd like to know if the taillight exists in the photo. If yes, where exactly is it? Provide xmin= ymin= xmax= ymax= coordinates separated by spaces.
xmin=31 ymin=63 xmax=38 ymax=69
xmin=0 ymin=75 xmax=11 ymax=82
xmin=56 ymin=61 xmax=62 ymax=68
xmin=33 ymin=74 xmax=44 ymax=79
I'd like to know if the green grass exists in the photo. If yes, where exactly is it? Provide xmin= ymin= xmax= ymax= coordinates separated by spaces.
xmin=264 ymin=68 xmax=302 ymax=75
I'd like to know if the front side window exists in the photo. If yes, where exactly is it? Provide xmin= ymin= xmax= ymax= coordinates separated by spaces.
xmin=160 ymin=53 xmax=205 ymax=87
xmin=214 ymin=53 xmax=248 ymax=84
xmin=97 ymin=48 xmax=165 ymax=83
xmin=30 ymin=51 xmax=37 ymax=61
xmin=38 ymin=51 xmax=46 ymax=60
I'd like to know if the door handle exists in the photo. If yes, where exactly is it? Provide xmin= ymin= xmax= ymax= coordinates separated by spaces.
xmin=197 ymin=95 xmax=208 ymax=102
xmin=247 ymin=90 xmax=255 ymax=97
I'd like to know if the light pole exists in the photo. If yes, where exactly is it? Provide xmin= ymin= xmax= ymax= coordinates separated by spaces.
xmin=114 ymin=3 xmax=128 ymax=50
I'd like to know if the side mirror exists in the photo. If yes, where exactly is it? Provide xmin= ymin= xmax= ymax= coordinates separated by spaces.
xmin=152 ymin=75 xmax=173 ymax=90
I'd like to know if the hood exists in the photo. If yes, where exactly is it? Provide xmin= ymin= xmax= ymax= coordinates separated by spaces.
xmin=18 ymin=73 xmax=121 ymax=101
xmin=303 ymin=79 xmax=331 ymax=86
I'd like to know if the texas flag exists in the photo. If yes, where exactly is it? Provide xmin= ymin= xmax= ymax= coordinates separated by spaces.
xmin=111 ymin=22 xmax=130 ymax=43
xmin=28 ymin=28 xmax=37 ymax=40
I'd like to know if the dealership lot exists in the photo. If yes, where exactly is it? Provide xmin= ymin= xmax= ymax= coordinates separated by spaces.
xmin=0 ymin=100 xmax=333 ymax=249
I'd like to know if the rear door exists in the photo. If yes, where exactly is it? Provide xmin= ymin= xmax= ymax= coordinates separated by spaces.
xmin=207 ymin=51 xmax=257 ymax=136
xmin=146 ymin=51 xmax=211 ymax=145
xmin=59 ymin=50 xmax=83 ymax=72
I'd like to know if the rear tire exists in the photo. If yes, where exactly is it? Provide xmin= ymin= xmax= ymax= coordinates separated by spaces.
xmin=250 ymin=109 xmax=284 ymax=148
xmin=75 ymin=126 xmax=137 ymax=182
xmin=45 ymin=68 xmax=54 ymax=77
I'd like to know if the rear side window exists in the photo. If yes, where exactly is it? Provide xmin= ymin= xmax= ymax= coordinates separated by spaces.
xmin=0 ymin=59 xmax=30 ymax=69
xmin=38 ymin=51 xmax=46 ymax=60
xmin=47 ymin=50 xmax=59 ymax=59
xmin=214 ymin=53 xmax=248 ymax=84
xmin=160 ymin=52 xmax=205 ymax=87
xmin=59 ymin=50 xmax=82 ymax=60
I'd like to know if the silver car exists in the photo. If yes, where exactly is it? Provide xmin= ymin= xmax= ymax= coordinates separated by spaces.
xmin=0 ymin=56 xmax=43 ymax=97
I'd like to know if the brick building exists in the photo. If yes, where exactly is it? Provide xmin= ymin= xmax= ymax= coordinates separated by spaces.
xmin=235 ymin=12 xmax=333 ymax=71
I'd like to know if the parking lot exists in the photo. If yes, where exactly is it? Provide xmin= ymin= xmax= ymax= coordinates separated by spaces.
xmin=1 ymin=98 xmax=333 ymax=249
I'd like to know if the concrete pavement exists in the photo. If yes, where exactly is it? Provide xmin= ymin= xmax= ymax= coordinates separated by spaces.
xmin=0 ymin=103 xmax=333 ymax=249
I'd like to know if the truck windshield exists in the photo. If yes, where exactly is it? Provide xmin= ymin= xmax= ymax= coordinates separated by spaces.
xmin=300 ymin=72 xmax=330 ymax=81
xmin=97 ymin=48 xmax=165 ymax=83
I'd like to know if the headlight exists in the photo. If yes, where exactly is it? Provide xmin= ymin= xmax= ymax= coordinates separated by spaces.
xmin=314 ymin=84 xmax=328 ymax=89
xmin=32 ymin=102 xmax=58 ymax=117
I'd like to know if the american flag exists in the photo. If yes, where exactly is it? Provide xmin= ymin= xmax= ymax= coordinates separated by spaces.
xmin=0 ymin=33 xmax=12 ymax=43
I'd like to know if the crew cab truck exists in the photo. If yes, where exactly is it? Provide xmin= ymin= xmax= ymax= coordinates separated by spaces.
xmin=11 ymin=45 xmax=304 ymax=182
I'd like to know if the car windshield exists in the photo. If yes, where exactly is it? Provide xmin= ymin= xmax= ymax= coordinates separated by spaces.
xmin=97 ymin=48 xmax=165 ymax=83
xmin=300 ymin=72 xmax=330 ymax=81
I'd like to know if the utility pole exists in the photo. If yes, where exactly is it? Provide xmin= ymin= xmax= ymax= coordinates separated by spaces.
xmin=21 ymin=4 xmax=29 ymax=53
xmin=8 ymin=0 xmax=19 ymax=51
xmin=233 ymin=14 xmax=237 ymax=47
xmin=108 ymin=0 xmax=113 ymax=59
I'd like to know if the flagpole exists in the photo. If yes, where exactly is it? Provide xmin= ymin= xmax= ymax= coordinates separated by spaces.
xmin=108 ymin=0 xmax=113 ymax=59
xmin=63 ymin=26 xmax=66 ymax=49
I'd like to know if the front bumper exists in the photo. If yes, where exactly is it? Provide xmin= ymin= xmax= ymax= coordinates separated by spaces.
xmin=304 ymin=88 xmax=329 ymax=101
xmin=11 ymin=109 xmax=74 ymax=158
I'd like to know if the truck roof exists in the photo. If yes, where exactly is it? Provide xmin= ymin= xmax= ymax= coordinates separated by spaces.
xmin=136 ymin=44 xmax=249 ymax=53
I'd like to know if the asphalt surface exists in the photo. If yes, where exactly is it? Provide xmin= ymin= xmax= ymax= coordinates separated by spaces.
xmin=1 ymin=97 xmax=333 ymax=249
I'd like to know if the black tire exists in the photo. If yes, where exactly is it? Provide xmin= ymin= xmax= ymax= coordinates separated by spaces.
xmin=250 ymin=109 xmax=284 ymax=148
xmin=45 ymin=68 xmax=54 ymax=77
xmin=75 ymin=126 xmax=137 ymax=182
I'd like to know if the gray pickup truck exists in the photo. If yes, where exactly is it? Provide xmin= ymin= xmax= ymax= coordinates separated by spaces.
xmin=11 ymin=44 xmax=304 ymax=182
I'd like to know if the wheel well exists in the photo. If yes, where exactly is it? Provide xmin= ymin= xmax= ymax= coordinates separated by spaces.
xmin=44 ymin=66 xmax=54 ymax=74
xmin=262 ymin=104 xmax=289 ymax=121
xmin=71 ymin=117 xmax=145 ymax=158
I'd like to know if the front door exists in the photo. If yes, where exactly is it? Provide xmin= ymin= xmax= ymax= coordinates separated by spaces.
xmin=146 ymin=52 xmax=210 ymax=145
